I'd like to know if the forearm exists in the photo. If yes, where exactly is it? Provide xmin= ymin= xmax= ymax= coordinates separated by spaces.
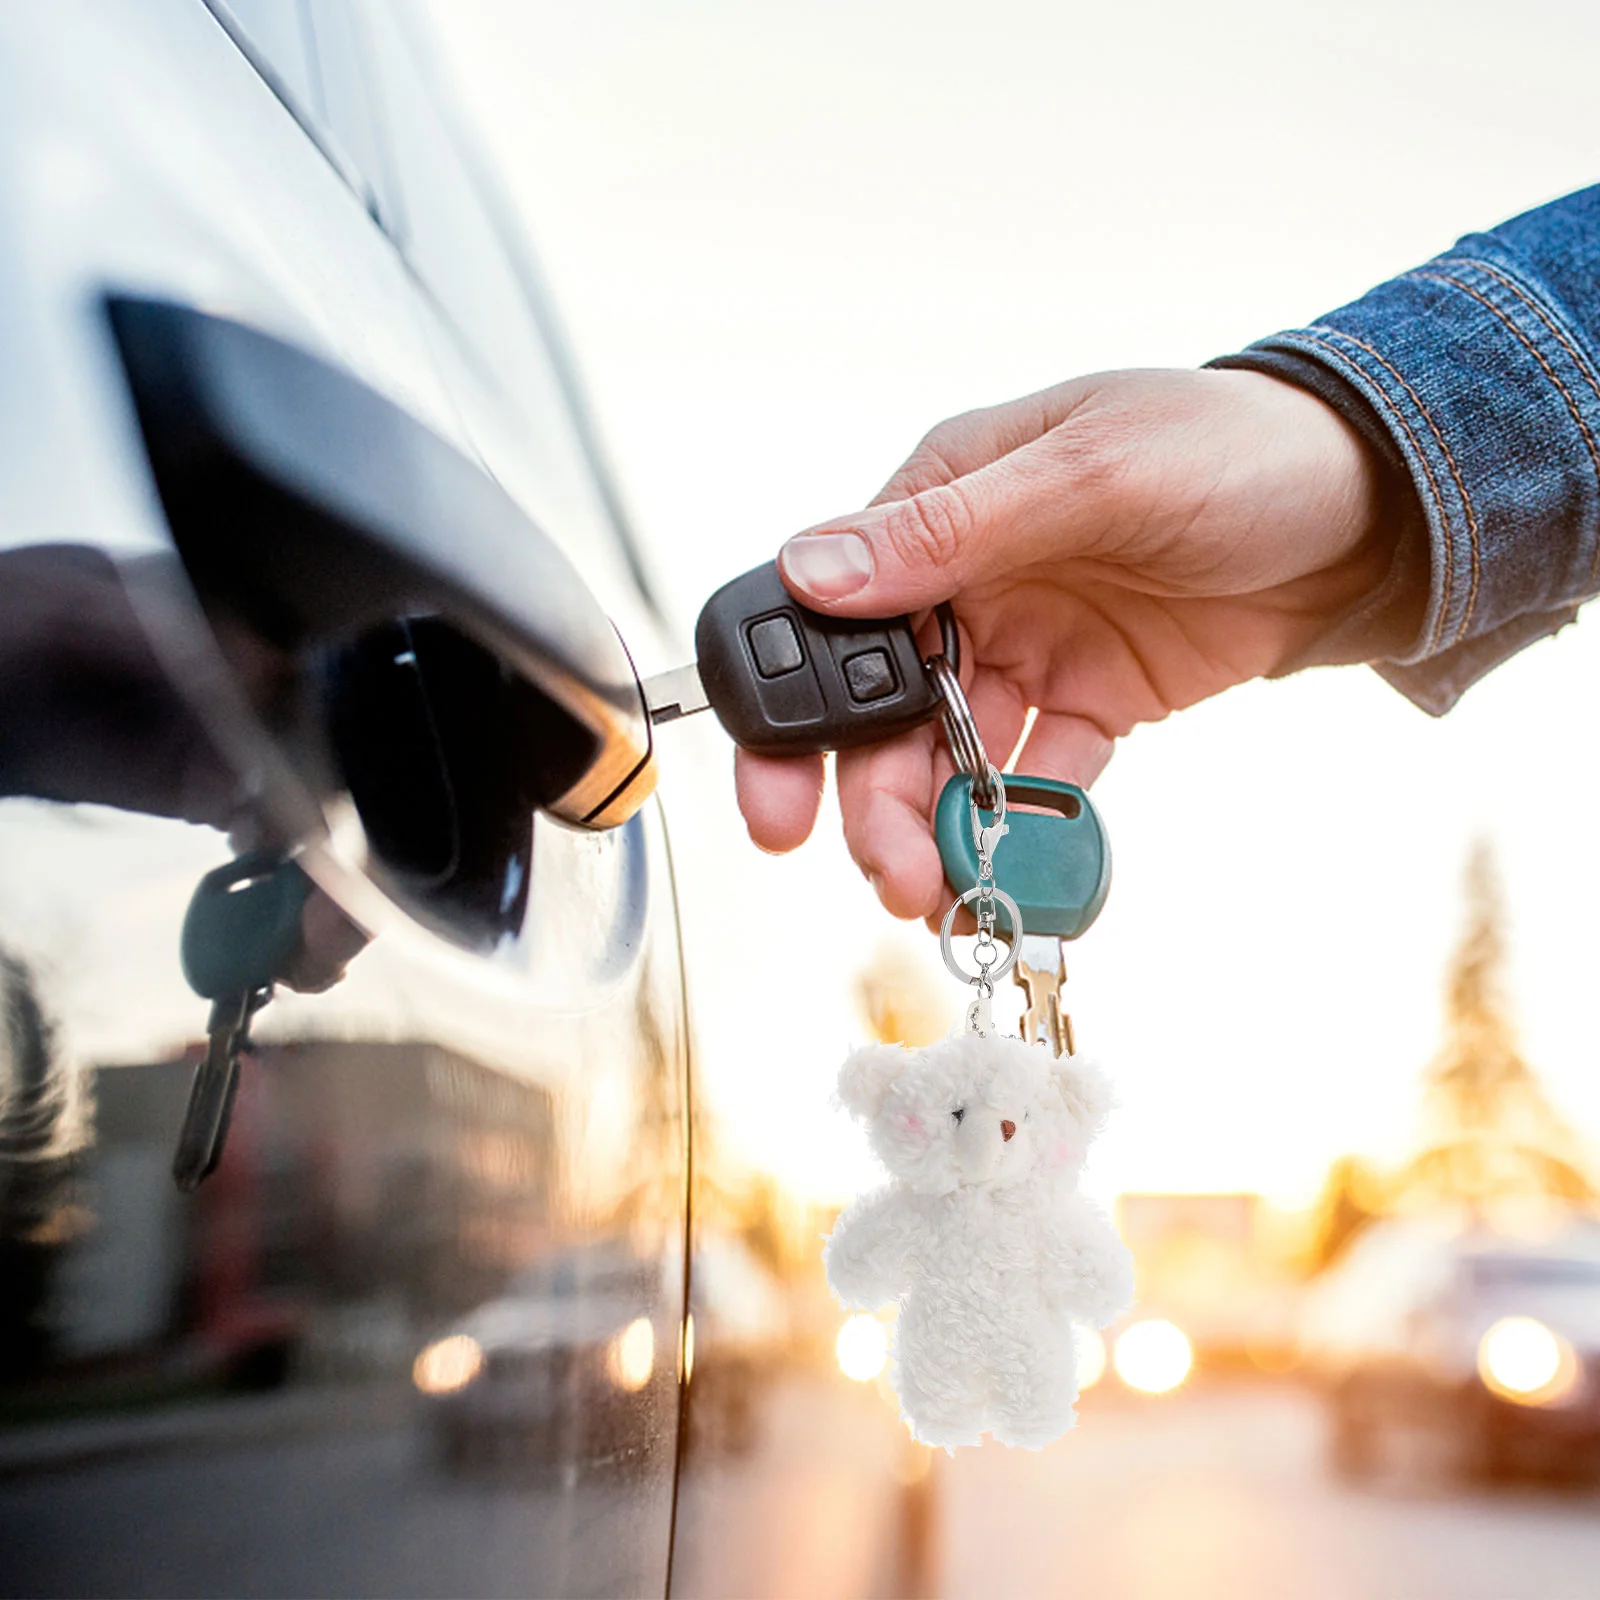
xmin=1215 ymin=184 xmax=1600 ymax=713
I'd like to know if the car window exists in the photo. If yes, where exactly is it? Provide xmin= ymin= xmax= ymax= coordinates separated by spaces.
xmin=360 ymin=15 xmax=584 ymax=439
xmin=206 ymin=0 xmax=322 ymax=120
xmin=302 ymin=0 xmax=398 ymax=226
xmin=1467 ymin=1254 xmax=1600 ymax=1291
xmin=355 ymin=9 xmax=550 ymax=411
xmin=355 ymin=5 xmax=656 ymax=613
xmin=204 ymin=0 xmax=389 ymax=223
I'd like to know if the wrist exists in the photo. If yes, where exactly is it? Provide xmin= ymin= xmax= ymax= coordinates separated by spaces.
xmin=1208 ymin=360 xmax=1429 ymax=669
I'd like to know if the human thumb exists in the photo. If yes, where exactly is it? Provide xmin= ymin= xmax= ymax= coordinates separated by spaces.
xmin=777 ymin=477 xmax=997 ymax=618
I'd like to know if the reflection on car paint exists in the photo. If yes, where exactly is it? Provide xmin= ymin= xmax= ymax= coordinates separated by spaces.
xmin=0 ymin=598 xmax=687 ymax=1594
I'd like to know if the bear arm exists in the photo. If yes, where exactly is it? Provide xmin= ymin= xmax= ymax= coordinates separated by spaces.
xmin=1043 ymin=1196 xmax=1135 ymax=1328
xmin=823 ymin=1190 xmax=914 ymax=1310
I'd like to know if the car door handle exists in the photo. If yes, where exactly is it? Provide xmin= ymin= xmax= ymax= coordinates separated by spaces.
xmin=107 ymin=295 xmax=653 ymax=829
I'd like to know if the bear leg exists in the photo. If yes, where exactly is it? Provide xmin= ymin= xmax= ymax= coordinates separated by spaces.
xmin=987 ymin=1330 xmax=1080 ymax=1451
xmin=891 ymin=1305 xmax=987 ymax=1451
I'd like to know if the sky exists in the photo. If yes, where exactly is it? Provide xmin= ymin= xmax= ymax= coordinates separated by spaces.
xmin=426 ymin=0 xmax=1600 ymax=1208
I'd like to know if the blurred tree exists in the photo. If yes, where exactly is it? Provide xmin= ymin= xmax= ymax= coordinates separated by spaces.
xmin=1303 ymin=1154 xmax=1385 ymax=1273
xmin=1394 ymin=840 xmax=1593 ymax=1210
xmin=0 ymin=949 xmax=79 ymax=1380
xmin=856 ymin=940 xmax=953 ymax=1048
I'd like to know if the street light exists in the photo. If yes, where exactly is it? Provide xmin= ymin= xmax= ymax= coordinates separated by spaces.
xmin=837 ymin=1313 xmax=889 ymax=1382
xmin=1113 ymin=1319 xmax=1192 ymax=1394
xmin=1477 ymin=1316 xmax=1577 ymax=1405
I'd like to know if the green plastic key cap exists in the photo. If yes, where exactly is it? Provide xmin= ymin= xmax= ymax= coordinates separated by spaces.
xmin=934 ymin=773 xmax=1111 ymax=940
xmin=179 ymin=851 xmax=312 ymax=1001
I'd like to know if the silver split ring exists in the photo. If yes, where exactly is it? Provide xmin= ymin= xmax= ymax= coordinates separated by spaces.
xmin=939 ymin=886 xmax=1023 ymax=986
xmin=924 ymin=654 xmax=997 ymax=809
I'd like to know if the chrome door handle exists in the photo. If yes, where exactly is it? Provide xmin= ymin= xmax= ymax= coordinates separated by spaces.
xmin=107 ymin=296 xmax=653 ymax=829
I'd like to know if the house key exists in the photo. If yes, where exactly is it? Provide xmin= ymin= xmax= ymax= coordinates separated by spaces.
xmin=934 ymin=774 xmax=1111 ymax=1056
xmin=1016 ymin=946 xmax=1075 ymax=1058
xmin=171 ymin=851 xmax=311 ymax=1191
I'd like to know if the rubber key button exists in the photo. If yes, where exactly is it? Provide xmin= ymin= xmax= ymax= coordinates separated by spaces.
xmin=748 ymin=614 xmax=805 ymax=677
xmin=843 ymin=649 xmax=896 ymax=703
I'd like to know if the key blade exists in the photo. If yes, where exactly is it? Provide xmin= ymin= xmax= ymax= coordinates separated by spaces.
xmin=642 ymin=662 xmax=710 ymax=726
xmin=171 ymin=996 xmax=250 ymax=1193
xmin=1014 ymin=934 xmax=1073 ymax=1057
xmin=172 ymin=1040 xmax=239 ymax=1193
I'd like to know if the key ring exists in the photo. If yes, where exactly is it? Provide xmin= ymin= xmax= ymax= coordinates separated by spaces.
xmin=923 ymin=652 xmax=997 ymax=810
xmin=940 ymin=885 xmax=1022 ymax=985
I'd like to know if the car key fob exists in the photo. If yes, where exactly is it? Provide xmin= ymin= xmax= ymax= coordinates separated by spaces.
xmin=691 ymin=561 xmax=943 ymax=756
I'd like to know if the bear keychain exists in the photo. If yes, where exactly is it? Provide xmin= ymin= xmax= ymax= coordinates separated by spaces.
xmin=824 ymin=653 xmax=1133 ymax=1452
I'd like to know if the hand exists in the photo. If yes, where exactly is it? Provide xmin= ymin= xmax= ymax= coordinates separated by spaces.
xmin=280 ymin=886 xmax=371 ymax=994
xmin=735 ymin=368 xmax=1393 ymax=921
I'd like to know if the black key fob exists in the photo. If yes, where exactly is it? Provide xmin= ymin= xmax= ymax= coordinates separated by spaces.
xmin=694 ymin=561 xmax=943 ymax=756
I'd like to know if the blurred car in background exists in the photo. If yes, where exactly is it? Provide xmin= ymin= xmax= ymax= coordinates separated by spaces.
xmin=414 ymin=1245 xmax=678 ymax=1473
xmin=1301 ymin=1216 xmax=1600 ymax=1481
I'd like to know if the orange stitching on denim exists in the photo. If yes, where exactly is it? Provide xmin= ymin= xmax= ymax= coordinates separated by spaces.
xmin=1414 ymin=268 xmax=1600 ymax=588
xmin=1294 ymin=331 xmax=1455 ymax=653
xmin=1469 ymin=259 xmax=1600 ymax=413
xmin=1309 ymin=324 xmax=1482 ymax=643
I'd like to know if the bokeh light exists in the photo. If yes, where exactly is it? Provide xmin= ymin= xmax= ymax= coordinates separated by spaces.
xmin=1478 ymin=1316 xmax=1576 ymax=1404
xmin=836 ymin=1314 xmax=889 ymax=1382
xmin=1113 ymin=1320 xmax=1193 ymax=1395
xmin=412 ymin=1334 xmax=484 ymax=1396
xmin=608 ymin=1317 xmax=656 ymax=1391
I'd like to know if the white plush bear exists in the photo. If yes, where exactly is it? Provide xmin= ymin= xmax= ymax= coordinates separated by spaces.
xmin=824 ymin=1032 xmax=1134 ymax=1451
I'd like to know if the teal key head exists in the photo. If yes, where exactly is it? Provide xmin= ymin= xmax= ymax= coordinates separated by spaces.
xmin=934 ymin=774 xmax=1111 ymax=940
xmin=180 ymin=851 xmax=313 ymax=1000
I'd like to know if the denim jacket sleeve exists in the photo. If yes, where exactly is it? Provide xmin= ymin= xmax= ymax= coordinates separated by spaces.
xmin=1217 ymin=184 xmax=1600 ymax=715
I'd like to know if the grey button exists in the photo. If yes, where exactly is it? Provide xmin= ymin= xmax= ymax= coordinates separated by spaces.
xmin=748 ymin=614 xmax=804 ymax=678
xmin=843 ymin=649 xmax=896 ymax=703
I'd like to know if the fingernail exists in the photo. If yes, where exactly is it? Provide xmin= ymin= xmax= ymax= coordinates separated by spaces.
xmin=868 ymin=871 xmax=886 ymax=900
xmin=780 ymin=531 xmax=873 ymax=600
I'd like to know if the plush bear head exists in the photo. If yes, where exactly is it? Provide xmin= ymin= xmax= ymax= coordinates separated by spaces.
xmin=836 ymin=1032 xmax=1114 ymax=1195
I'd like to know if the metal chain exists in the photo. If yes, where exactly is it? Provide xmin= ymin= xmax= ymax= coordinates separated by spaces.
xmin=938 ymin=763 xmax=1020 ymax=1034
xmin=924 ymin=627 xmax=1024 ymax=1035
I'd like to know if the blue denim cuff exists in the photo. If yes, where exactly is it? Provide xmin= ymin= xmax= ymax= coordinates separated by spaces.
xmin=1237 ymin=199 xmax=1600 ymax=715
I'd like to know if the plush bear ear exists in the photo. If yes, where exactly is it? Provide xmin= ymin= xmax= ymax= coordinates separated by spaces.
xmin=835 ymin=1043 xmax=910 ymax=1121
xmin=1053 ymin=1055 xmax=1115 ymax=1139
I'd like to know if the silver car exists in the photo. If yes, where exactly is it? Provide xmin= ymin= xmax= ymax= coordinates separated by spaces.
xmin=1302 ymin=1217 xmax=1600 ymax=1481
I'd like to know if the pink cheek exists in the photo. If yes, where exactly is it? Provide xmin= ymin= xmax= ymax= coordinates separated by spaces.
xmin=902 ymin=1115 xmax=925 ymax=1139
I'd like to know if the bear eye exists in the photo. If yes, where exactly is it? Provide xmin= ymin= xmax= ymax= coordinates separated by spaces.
xmin=951 ymin=1108 xmax=966 ymax=1125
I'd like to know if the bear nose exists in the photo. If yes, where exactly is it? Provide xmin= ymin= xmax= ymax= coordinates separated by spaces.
xmin=1000 ymin=1120 xmax=1016 ymax=1142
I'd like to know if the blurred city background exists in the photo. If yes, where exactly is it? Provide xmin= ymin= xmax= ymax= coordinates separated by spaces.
xmin=4 ymin=3 xmax=1600 ymax=1597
